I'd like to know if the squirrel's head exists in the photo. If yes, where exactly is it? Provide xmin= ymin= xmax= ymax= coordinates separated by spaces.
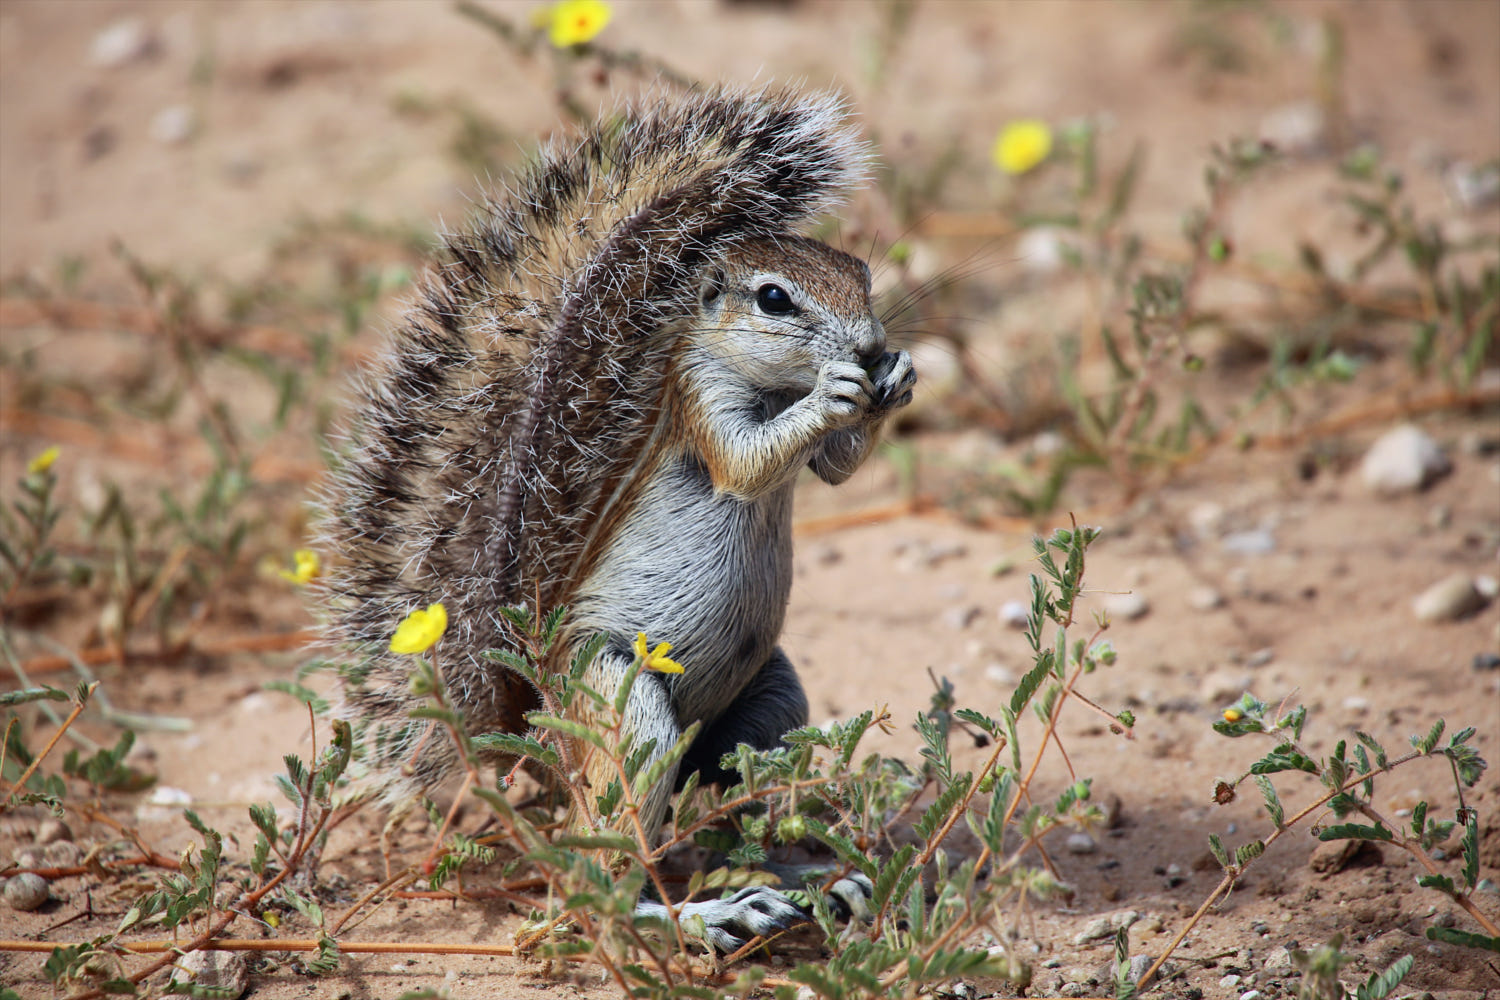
xmin=695 ymin=236 xmax=884 ymax=392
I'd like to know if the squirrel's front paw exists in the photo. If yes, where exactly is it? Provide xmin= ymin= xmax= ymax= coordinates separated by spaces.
xmin=867 ymin=350 xmax=916 ymax=411
xmin=811 ymin=359 xmax=876 ymax=428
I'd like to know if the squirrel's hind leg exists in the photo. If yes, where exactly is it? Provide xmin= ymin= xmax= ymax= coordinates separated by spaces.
xmin=678 ymin=646 xmax=809 ymax=788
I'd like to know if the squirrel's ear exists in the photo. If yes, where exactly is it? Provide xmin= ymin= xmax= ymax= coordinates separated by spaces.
xmin=699 ymin=267 xmax=725 ymax=308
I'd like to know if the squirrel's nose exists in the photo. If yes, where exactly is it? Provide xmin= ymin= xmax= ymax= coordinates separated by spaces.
xmin=854 ymin=323 xmax=887 ymax=368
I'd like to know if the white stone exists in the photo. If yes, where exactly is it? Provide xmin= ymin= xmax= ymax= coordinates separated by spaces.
xmin=984 ymin=663 xmax=1016 ymax=685
xmin=1413 ymin=574 xmax=1487 ymax=623
xmin=1447 ymin=160 xmax=1500 ymax=211
xmin=1017 ymin=226 xmax=1072 ymax=275
xmin=90 ymin=18 xmax=154 ymax=67
xmin=4 ymin=872 xmax=48 ymax=911
xmin=1187 ymin=502 xmax=1226 ymax=540
xmin=149 ymin=105 xmax=195 ymax=145
xmin=1188 ymin=586 xmax=1224 ymax=611
xmin=1065 ymin=832 xmax=1097 ymax=854
xmin=1104 ymin=591 xmax=1149 ymax=620
xmin=1222 ymin=529 xmax=1275 ymax=555
xmin=171 ymin=950 xmax=248 ymax=997
xmin=999 ymin=600 xmax=1029 ymax=629
xmin=1259 ymin=101 xmax=1326 ymax=156
xmin=1073 ymin=910 xmax=1141 ymax=945
xmin=1361 ymin=424 xmax=1450 ymax=495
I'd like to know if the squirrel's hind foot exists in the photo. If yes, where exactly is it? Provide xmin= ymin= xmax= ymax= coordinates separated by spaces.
xmin=636 ymin=871 xmax=875 ymax=952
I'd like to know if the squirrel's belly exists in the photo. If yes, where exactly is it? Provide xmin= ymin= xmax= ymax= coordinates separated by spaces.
xmin=570 ymin=456 xmax=795 ymax=719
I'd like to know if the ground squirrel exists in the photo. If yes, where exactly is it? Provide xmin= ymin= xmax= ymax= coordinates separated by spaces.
xmin=319 ymin=86 xmax=915 ymax=948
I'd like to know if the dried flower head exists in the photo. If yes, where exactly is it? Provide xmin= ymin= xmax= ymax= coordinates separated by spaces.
xmin=390 ymin=603 xmax=449 ymax=655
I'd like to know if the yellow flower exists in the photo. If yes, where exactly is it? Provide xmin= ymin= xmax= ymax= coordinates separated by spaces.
xmin=1222 ymin=708 xmax=1243 ymax=723
xmin=390 ymin=603 xmax=449 ymax=655
xmin=548 ymin=0 xmax=611 ymax=47
xmin=633 ymin=632 xmax=682 ymax=674
xmin=27 ymin=446 xmax=60 ymax=475
xmin=278 ymin=549 xmax=321 ymax=586
xmin=992 ymin=119 xmax=1053 ymax=175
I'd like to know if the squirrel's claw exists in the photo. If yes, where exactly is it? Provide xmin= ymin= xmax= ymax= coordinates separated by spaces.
xmin=868 ymin=350 xmax=917 ymax=410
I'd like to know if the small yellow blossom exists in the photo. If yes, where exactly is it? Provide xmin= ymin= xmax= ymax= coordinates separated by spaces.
xmin=390 ymin=603 xmax=449 ymax=655
xmin=27 ymin=446 xmax=60 ymax=475
xmin=1222 ymin=707 xmax=1243 ymax=723
xmin=278 ymin=549 xmax=321 ymax=586
xmin=548 ymin=0 xmax=611 ymax=47
xmin=634 ymin=632 xmax=683 ymax=674
xmin=992 ymin=119 xmax=1053 ymax=175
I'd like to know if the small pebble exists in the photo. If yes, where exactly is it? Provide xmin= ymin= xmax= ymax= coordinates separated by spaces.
xmin=984 ymin=663 xmax=1015 ymax=685
xmin=1259 ymin=100 xmax=1326 ymax=156
xmin=1065 ymin=833 xmax=1098 ymax=855
xmin=1412 ymin=574 xmax=1487 ymax=623
xmin=1201 ymin=670 xmax=1253 ymax=704
xmin=1188 ymin=586 xmax=1224 ymax=611
xmin=149 ymin=105 xmax=195 ymax=145
xmin=1104 ymin=591 xmax=1149 ymax=620
xmin=1241 ymin=991 xmax=1263 ymax=1000
xmin=4 ymin=872 xmax=48 ymax=911
xmin=1245 ymin=647 xmax=1274 ymax=668
xmin=1016 ymin=227 xmax=1071 ymax=276
xmin=1074 ymin=910 xmax=1140 ymax=945
xmin=1447 ymin=159 xmax=1500 ymax=210
xmin=1263 ymin=946 xmax=1294 ymax=971
xmin=942 ymin=605 xmax=981 ymax=631
xmin=34 ymin=818 xmax=72 ymax=845
xmin=1341 ymin=696 xmax=1370 ymax=713
xmin=1188 ymin=502 xmax=1226 ymax=539
xmin=1220 ymin=974 xmax=1242 ymax=990
xmin=1309 ymin=838 xmax=1362 ymax=874
xmin=1476 ymin=575 xmax=1499 ymax=600
xmin=169 ymin=953 xmax=249 ymax=995
xmin=42 ymin=841 xmax=83 ymax=867
xmin=1360 ymin=424 xmax=1451 ymax=495
xmin=1474 ymin=653 xmax=1500 ymax=672
xmin=90 ymin=17 xmax=155 ymax=67
xmin=923 ymin=541 xmax=968 ymax=567
xmin=1222 ymin=529 xmax=1276 ymax=555
xmin=999 ymin=600 xmax=1029 ymax=629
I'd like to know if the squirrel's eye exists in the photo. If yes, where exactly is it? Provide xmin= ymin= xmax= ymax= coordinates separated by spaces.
xmin=755 ymin=284 xmax=795 ymax=315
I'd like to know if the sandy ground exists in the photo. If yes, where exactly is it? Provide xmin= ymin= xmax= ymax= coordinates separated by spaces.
xmin=1 ymin=1 xmax=1497 ymax=998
